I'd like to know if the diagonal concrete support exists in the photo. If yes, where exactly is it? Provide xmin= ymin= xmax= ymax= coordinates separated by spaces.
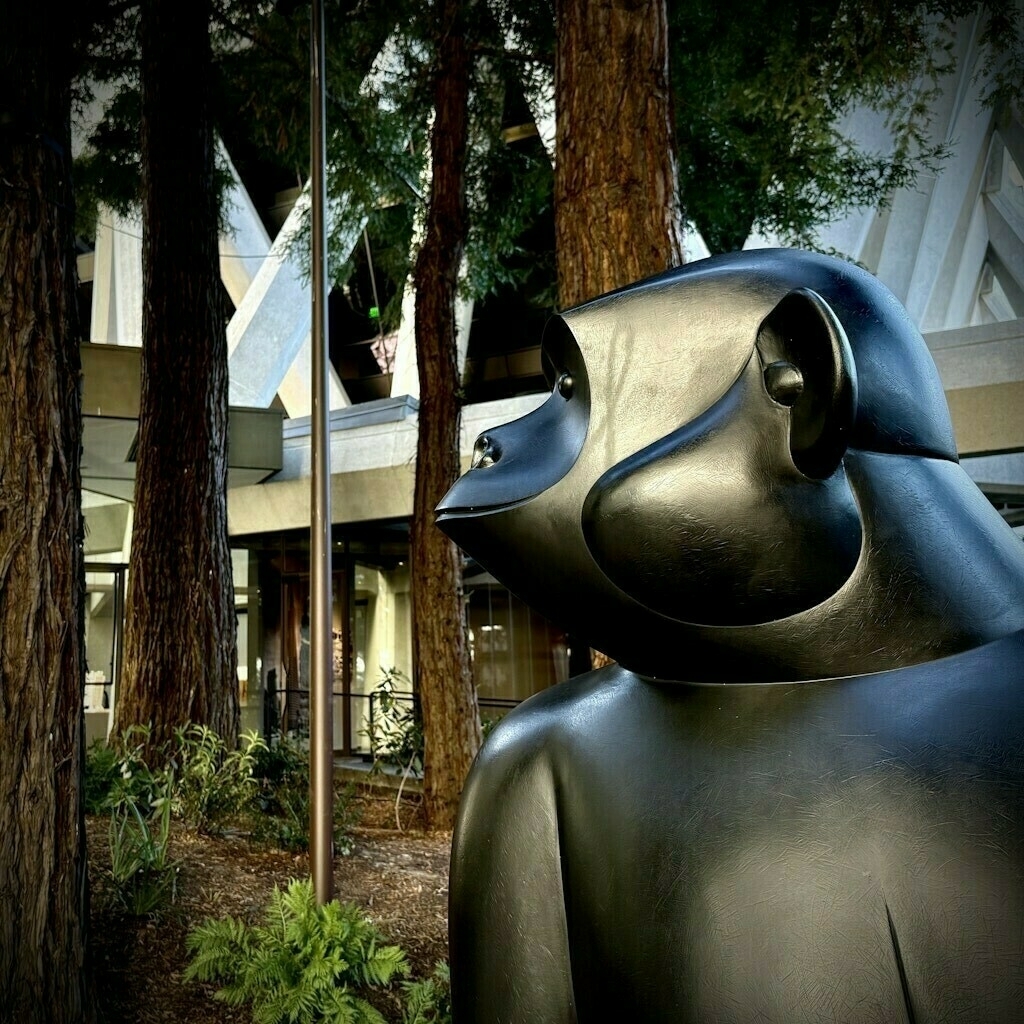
xmin=89 ymin=207 xmax=143 ymax=346
xmin=223 ymin=162 xmax=350 ymax=416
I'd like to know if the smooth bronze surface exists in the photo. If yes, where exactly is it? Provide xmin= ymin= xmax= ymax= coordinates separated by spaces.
xmin=438 ymin=250 xmax=1024 ymax=1022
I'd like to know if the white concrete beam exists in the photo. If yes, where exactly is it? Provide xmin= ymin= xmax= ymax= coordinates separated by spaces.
xmin=989 ymin=249 xmax=1024 ymax=317
xmin=389 ymin=277 xmax=419 ymax=398
xmin=218 ymin=143 xmax=272 ymax=307
xmin=908 ymin=31 xmax=994 ymax=329
xmin=985 ymin=191 xmax=1024 ymax=301
xmin=89 ymin=213 xmax=116 ymax=344
xmin=226 ymin=188 xmax=357 ymax=413
xmin=926 ymin=316 xmax=1024 ymax=390
xmin=874 ymin=15 xmax=986 ymax=309
xmin=112 ymin=209 xmax=143 ymax=347
xmin=231 ymin=34 xmax=405 ymax=415
xmin=996 ymin=104 xmax=1024 ymax=182
xmin=276 ymin=330 xmax=348 ymax=415
xmin=89 ymin=207 xmax=144 ymax=347
xmin=944 ymin=195 xmax=990 ymax=327
xmin=386 ymin=273 xmax=474 ymax=401
xmin=814 ymin=105 xmax=896 ymax=264
xmin=219 ymin=146 xmax=348 ymax=417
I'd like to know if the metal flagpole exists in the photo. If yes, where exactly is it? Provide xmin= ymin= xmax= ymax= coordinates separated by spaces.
xmin=309 ymin=0 xmax=334 ymax=905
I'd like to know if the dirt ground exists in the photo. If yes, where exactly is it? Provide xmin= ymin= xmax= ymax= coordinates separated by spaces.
xmin=87 ymin=790 xmax=451 ymax=1024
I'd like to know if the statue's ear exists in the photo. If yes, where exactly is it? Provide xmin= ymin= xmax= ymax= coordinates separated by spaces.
xmin=757 ymin=287 xmax=857 ymax=479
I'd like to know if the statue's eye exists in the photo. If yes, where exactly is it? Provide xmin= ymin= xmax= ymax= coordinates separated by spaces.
xmin=556 ymin=372 xmax=574 ymax=399
xmin=471 ymin=435 xmax=499 ymax=469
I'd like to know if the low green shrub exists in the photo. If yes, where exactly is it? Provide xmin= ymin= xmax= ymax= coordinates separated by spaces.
xmin=480 ymin=715 xmax=502 ymax=743
xmin=83 ymin=739 xmax=122 ymax=815
xmin=171 ymin=724 xmax=267 ymax=834
xmin=184 ymin=878 xmax=409 ymax=1024
xmin=366 ymin=669 xmax=423 ymax=777
xmin=108 ymin=789 xmax=178 ymax=916
xmin=251 ymin=735 xmax=308 ymax=792
xmin=249 ymin=739 xmax=358 ymax=855
xmin=88 ymin=723 xmax=359 ymax=852
xmin=85 ymin=725 xmax=169 ymax=814
xmin=401 ymin=962 xmax=452 ymax=1024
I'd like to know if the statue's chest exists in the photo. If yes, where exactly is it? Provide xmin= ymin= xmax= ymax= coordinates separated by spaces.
xmin=553 ymin=680 xmax=1024 ymax=1022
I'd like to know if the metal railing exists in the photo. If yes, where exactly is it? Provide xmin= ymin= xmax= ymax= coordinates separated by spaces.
xmin=263 ymin=681 xmax=519 ymax=754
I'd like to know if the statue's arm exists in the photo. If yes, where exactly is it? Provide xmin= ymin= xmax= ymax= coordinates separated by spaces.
xmin=449 ymin=721 xmax=577 ymax=1024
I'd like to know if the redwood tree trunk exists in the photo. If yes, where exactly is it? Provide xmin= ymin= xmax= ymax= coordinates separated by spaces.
xmin=0 ymin=9 xmax=92 ymax=1019
xmin=115 ymin=0 xmax=238 ymax=757
xmin=554 ymin=0 xmax=684 ymax=307
xmin=412 ymin=0 xmax=482 ymax=831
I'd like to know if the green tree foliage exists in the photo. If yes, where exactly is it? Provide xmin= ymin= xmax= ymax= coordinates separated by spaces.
xmin=76 ymin=1 xmax=1024 ymax=279
xmin=74 ymin=0 xmax=556 ymax=318
xmin=72 ymin=3 xmax=141 ymax=237
xmin=671 ymin=0 xmax=1024 ymax=253
xmin=461 ymin=69 xmax=556 ymax=305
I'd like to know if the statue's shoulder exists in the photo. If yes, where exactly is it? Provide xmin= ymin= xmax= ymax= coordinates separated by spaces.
xmin=470 ymin=665 xmax=638 ymax=780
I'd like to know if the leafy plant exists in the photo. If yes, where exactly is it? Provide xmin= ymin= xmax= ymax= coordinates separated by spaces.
xmin=480 ymin=715 xmax=502 ymax=743
xmin=86 ymin=725 xmax=168 ymax=815
xmin=108 ymin=789 xmax=178 ymax=916
xmin=184 ymin=878 xmax=409 ymax=1024
xmin=83 ymin=739 xmax=122 ymax=814
xmin=364 ymin=669 xmax=426 ymax=830
xmin=365 ymin=669 xmax=423 ymax=777
xmin=401 ymin=962 xmax=452 ymax=1024
xmin=249 ymin=739 xmax=358 ymax=855
xmin=251 ymin=735 xmax=309 ymax=792
xmin=171 ymin=724 xmax=267 ymax=834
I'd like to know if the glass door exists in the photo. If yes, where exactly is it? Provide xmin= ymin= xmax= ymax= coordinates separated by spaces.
xmin=347 ymin=558 xmax=413 ymax=756
xmin=277 ymin=571 xmax=349 ymax=750
xmin=83 ymin=562 xmax=126 ymax=745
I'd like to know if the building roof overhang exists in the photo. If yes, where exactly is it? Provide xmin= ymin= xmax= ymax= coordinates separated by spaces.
xmin=80 ymin=342 xmax=284 ymax=503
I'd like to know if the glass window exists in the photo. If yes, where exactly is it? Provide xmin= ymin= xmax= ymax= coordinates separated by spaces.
xmin=465 ymin=570 xmax=570 ymax=721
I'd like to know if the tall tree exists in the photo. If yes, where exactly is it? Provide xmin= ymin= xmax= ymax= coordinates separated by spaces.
xmin=412 ymin=0 xmax=483 ymax=830
xmin=0 ymin=7 xmax=92 ymax=1020
xmin=554 ymin=0 xmax=684 ymax=306
xmin=114 ymin=0 xmax=238 ymax=757
xmin=551 ymin=0 xmax=682 ymax=670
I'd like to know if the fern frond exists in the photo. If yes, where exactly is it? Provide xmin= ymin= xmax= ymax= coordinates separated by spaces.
xmin=359 ymin=943 xmax=409 ymax=985
xmin=212 ymin=977 xmax=257 ymax=1007
xmin=184 ymin=916 xmax=253 ymax=982
xmin=349 ymin=995 xmax=387 ymax=1024
xmin=400 ymin=962 xmax=452 ymax=1024
xmin=185 ymin=876 xmax=409 ymax=1024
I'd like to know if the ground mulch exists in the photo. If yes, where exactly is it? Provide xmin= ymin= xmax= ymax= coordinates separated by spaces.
xmin=87 ymin=790 xmax=451 ymax=1024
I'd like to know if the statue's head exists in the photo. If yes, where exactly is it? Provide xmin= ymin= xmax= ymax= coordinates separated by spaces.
xmin=437 ymin=249 xmax=960 ymax=675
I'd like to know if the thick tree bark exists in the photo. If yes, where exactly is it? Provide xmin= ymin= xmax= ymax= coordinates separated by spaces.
xmin=554 ymin=0 xmax=684 ymax=307
xmin=115 ymin=0 xmax=238 ymax=758
xmin=0 ymin=9 xmax=92 ymax=1020
xmin=412 ymin=0 xmax=482 ymax=831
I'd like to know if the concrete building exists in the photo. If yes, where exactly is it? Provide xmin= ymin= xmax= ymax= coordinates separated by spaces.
xmin=78 ymin=11 xmax=1024 ymax=748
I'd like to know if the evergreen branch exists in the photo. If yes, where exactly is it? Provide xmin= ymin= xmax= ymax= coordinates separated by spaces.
xmin=470 ymin=42 xmax=553 ymax=65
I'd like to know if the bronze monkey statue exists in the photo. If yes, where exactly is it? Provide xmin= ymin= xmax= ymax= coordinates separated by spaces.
xmin=438 ymin=250 xmax=1024 ymax=1023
